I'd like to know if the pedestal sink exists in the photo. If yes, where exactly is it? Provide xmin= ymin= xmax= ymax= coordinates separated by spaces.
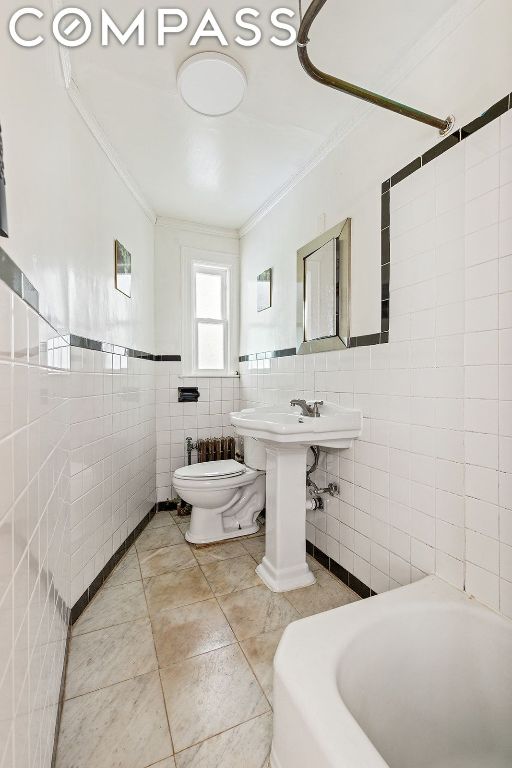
xmin=230 ymin=402 xmax=362 ymax=592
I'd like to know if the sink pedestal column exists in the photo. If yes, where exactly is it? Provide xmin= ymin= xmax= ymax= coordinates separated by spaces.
xmin=256 ymin=443 xmax=316 ymax=592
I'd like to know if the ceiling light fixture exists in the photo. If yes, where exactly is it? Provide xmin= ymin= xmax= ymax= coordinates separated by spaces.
xmin=177 ymin=52 xmax=247 ymax=116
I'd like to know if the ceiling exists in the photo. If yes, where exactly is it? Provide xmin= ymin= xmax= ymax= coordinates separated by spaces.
xmin=69 ymin=0 xmax=459 ymax=229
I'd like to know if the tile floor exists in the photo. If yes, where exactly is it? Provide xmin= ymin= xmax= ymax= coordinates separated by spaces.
xmin=55 ymin=511 xmax=359 ymax=768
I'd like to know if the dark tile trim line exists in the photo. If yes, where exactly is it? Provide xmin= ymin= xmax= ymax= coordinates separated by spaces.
xmin=51 ymin=626 xmax=71 ymax=768
xmin=0 ymin=247 xmax=182 ymax=361
xmin=53 ymin=503 xmax=162 ymax=762
xmin=241 ymin=92 xmax=511 ymax=364
xmin=386 ymin=92 xmax=511 ymax=191
xmin=69 ymin=503 xmax=158 ymax=624
xmin=156 ymin=499 xmax=178 ymax=511
xmin=306 ymin=539 xmax=376 ymax=599
xmin=1 ymin=244 xmax=39 ymax=312
xmin=239 ymin=347 xmax=296 ymax=363
xmin=69 ymin=334 xmax=181 ymax=362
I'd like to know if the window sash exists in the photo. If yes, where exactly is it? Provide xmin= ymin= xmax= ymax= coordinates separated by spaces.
xmin=195 ymin=318 xmax=227 ymax=371
xmin=192 ymin=264 xmax=230 ymax=373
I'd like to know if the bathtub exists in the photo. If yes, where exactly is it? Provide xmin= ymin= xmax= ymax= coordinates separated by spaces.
xmin=271 ymin=576 xmax=512 ymax=768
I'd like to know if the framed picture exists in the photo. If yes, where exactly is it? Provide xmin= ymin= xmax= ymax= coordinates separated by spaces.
xmin=114 ymin=239 xmax=132 ymax=297
xmin=0 ymin=123 xmax=8 ymax=239
xmin=257 ymin=267 xmax=272 ymax=312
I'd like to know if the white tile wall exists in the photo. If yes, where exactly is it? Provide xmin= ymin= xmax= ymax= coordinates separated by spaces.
xmin=0 ymin=288 xmax=159 ymax=767
xmin=155 ymin=362 xmax=240 ymax=502
xmin=68 ymin=349 xmax=156 ymax=606
xmin=240 ymin=108 xmax=512 ymax=618
xmin=0 ymin=282 xmax=70 ymax=768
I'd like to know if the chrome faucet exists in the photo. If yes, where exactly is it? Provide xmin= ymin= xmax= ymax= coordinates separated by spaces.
xmin=290 ymin=399 xmax=324 ymax=417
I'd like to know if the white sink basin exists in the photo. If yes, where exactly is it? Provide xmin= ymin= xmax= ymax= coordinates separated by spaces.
xmin=230 ymin=402 xmax=362 ymax=448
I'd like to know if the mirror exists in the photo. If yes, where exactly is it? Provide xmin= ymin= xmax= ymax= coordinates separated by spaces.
xmin=297 ymin=218 xmax=351 ymax=354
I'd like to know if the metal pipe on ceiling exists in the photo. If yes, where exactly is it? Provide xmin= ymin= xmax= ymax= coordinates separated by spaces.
xmin=297 ymin=0 xmax=454 ymax=135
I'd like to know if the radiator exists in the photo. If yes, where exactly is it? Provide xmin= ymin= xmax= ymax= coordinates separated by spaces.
xmin=185 ymin=436 xmax=236 ymax=465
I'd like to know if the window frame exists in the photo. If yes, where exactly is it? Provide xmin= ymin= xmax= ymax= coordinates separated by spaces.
xmin=182 ymin=247 xmax=239 ymax=377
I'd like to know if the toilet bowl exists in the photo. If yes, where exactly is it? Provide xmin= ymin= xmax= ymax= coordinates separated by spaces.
xmin=173 ymin=437 xmax=266 ymax=545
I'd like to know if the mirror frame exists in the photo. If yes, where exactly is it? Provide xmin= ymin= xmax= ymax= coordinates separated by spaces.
xmin=296 ymin=217 xmax=351 ymax=355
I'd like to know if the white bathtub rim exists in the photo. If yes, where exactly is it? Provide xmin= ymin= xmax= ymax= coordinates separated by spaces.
xmin=272 ymin=576 xmax=512 ymax=768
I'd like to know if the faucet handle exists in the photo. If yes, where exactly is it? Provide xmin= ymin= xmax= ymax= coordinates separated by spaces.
xmin=307 ymin=400 xmax=324 ymax=417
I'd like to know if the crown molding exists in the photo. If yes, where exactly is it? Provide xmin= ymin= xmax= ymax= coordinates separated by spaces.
xmin=55 ymin=40 xmax=157 ymax=224
xmin=156 ymin=216 xmax=240 ymax=240
xmin=66 ymin=80 xmax=157 ymax=223
xmin=239 ymin=0 xmax=484 ymax=238
xmin=51 ymin=0 xmax=484 ymax=237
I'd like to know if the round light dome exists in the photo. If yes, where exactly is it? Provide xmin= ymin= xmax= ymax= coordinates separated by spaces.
xmin=177 ymin=53 xmax=247 ymax=116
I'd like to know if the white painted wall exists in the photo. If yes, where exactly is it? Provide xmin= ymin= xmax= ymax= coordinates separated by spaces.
xmin=240 ymin=0 xmax=512 ymax=352
xmin=154 ymin=220 xmax=239 ymax=354
xmin=0 ymin=1 xmax=155 ymax=350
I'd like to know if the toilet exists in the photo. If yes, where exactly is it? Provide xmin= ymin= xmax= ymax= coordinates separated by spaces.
xmin=173 ymin=437 xmax=266 ymax=545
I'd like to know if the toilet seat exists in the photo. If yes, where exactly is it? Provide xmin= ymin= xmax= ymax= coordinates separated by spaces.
xmin=174 ymin=459 xmax=245 ymax=481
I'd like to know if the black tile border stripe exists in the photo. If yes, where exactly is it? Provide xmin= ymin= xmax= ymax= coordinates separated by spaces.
xmin=0 ymin=253 xmax=182 ymax=361
xmin=69 ymin=334 xmax=181 ymax=361
xmin=51 ymin=627 xmax=70 ymax=768
xmin=240 ymin=91 xmax=512 ymax=363
xmin=306 ymin=540 xmax=376 ymax=599
xmin=51 ymin=502 xmax=161 ymax=767
xmin=1 ymin=245 xmax=39 ymax=313
xmin=239 ymin=347 xmax=296 ymax=363
xmin=69 ymin=503 xmax=158 ymax=624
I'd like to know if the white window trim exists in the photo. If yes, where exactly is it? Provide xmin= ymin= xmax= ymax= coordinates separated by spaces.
xmin=181 ymin=247 xmax=239 ymax=377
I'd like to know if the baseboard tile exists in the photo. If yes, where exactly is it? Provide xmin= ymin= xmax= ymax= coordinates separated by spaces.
xmin=70 ymin=503 xmax=158 ymax=624
xmin=306 ymin=540 xmax=376 ymax=599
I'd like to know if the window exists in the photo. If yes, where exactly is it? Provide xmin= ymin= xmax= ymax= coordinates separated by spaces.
xmin=182 ymin=248 xmax=239 ymax=376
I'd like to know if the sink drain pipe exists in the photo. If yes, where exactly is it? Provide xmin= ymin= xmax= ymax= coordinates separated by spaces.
xmin=306 ymin=445 xmax=339 ymax=511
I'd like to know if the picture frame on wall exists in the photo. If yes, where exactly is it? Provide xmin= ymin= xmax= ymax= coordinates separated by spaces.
xmin=0 ymin=123 xmax=8 ymax=238
xmin=257 ymin=267 xmax=272 ymax=312
xmin=114 ymin=239 xmax=132 ymax=297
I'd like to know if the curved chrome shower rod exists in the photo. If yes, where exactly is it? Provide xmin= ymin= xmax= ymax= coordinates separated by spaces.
xmin=297 ymin=0 xmax=454 ymax=135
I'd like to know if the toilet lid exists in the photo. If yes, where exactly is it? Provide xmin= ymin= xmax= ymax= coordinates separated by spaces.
xmin=174 ymin=459 xmax=246 ymax=481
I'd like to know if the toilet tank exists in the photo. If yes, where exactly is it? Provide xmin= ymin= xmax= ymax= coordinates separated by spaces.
xmin=243 ymin=436 xmax=266 ymax=471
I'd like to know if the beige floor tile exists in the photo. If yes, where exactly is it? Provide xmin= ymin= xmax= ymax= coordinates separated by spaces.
xmin=172 ymin=511 xmax=191 ymax=523
xmin=241 ymin=538 xmax=265 ymax=562
xmin=104 ymin=551 xmax=141 ymax=589
xmin=144 ymin=567 xmax=213 ymax=616
xmin=136 ymin=525 xmax=185 ymax=553
xmin=160 ymin=644 xmax=269 ymax=752
xmin=200 ymin=555 xmax=261 ymax=597
xmin=174 ymin=712 xmax=272 ymax=768
xmin=146 ymin=511 xmax=176 ymax=529
xmin=56 ymin=672 xmax=172 ymax=768
xmin=285 ymin=569 xmax=359 ymax=617
xmin=192 ymin=540 xmax=247 ymax=566
xmin=218 ymin=585 xmax=299 ymax=641
xmin=177 ymin=522 xmax=190 ymax=535
xmin=65 ymin=618 xmax=158 ymax=699
xmin=139 ymin=544 xmax=197 ymax=579
xmin=73 ymin=581 xmax=147 ymax=636
xmin=152 ymin=599 xmax=235 ymax=668
xmin=145 ymin=759 xmax=176 ymax=768
xmin=240 ymin=629 xmax=285 ymax=705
